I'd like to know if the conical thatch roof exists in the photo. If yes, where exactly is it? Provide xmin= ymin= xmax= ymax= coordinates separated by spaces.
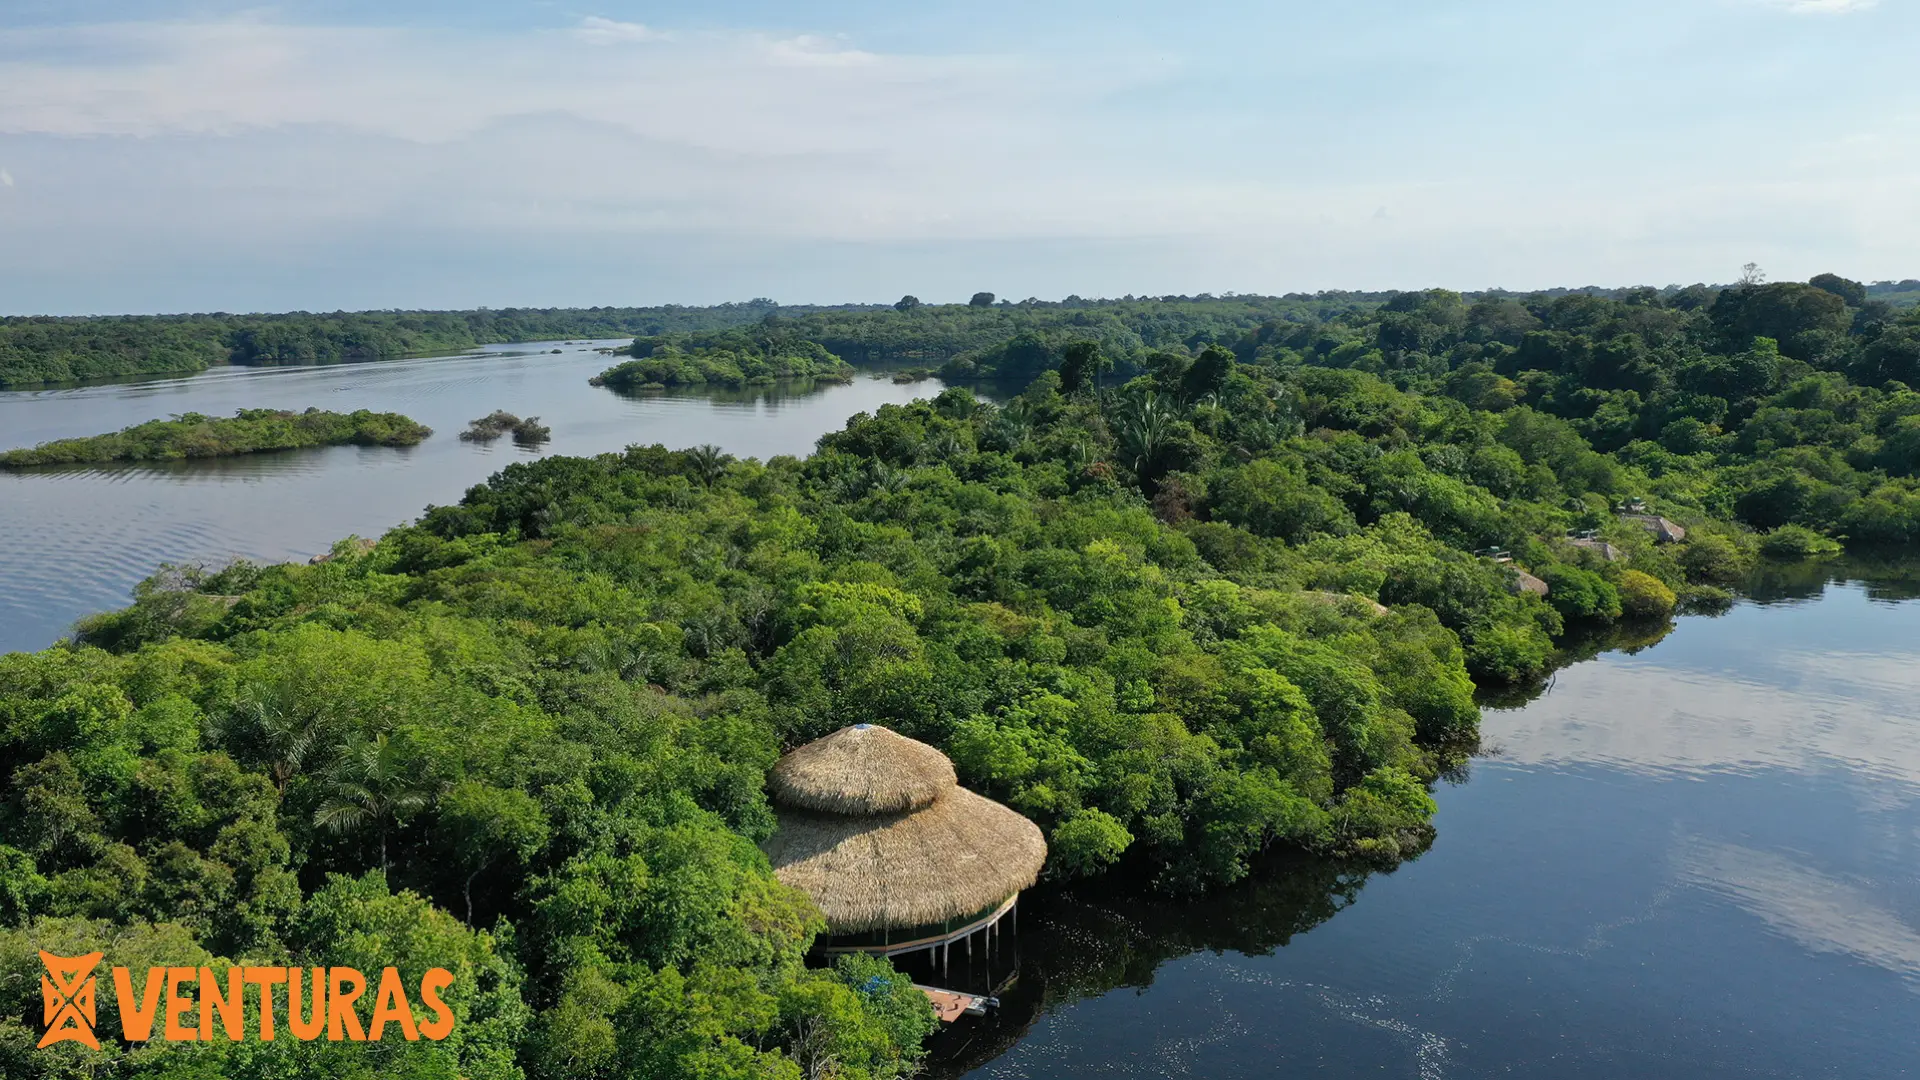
xmin=762 ymin=725 xmax=1047 ymax=934
xmin=768 ymin=724 xmax=957 ymax=814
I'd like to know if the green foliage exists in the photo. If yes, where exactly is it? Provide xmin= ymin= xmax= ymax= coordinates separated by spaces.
xmin=593 ymin=327 xmax=853 ymax=390
xmin=1 ymin=409 xmax=430 ymax=467
xmin=1048 ymin=810 xmax=1135 ymax=878
xmin=1758 ymin=524 xmax=1843 ymax=560
xmin=0 ymin=301 xmax=867 ymax=388
xmin=14 ymin=277 xmax=1920 ymax=1077
xmin=1614 ymin=570 xmax=1677 ymax=618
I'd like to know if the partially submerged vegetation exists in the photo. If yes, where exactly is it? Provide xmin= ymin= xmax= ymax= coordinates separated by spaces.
xmin=460 ymin=411 xmax=553 ymax=447
xmin=0 ymin=408 xmax=430 ymax=467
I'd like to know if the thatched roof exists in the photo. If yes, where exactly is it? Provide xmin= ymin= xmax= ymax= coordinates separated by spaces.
xmin=768 ymin=724 xmax=956 ymax=814
xmin=762 ymin=724 xmax=1047 ymax=934
xmin=763 ymin=786 xmax=1046 ymax=933
xmin=1622 ymin=514 xmax=1687 ymax=544
xmin=1508 ymin=569 xmax=1551 ymax=597
xmin=1568 ymin=538 xmax=1625 ymax=562
xmin=1301 ymin=590 xmax=1390 ymax=617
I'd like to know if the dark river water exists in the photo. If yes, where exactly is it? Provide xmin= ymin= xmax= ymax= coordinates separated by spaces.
xmin=938 ymin=561 xmax=1920 ymax=1079
xmin=4 ymin=350 xmax=1919 ymax=1078
xmin=0 ymin=341 xmax=951 ymax=654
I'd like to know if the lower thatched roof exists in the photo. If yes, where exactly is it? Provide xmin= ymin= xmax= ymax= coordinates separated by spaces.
xmin=762 ymin=786 xmax=1047 ymax=934
xmin=1301 ymin=590 xmax=1390 ymax=616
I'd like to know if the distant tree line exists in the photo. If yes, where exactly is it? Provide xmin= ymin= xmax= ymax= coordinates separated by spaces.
xmin=0 ymin=301 xmax=885 ymax=388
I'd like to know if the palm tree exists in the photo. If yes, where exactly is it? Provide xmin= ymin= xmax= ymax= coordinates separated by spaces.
xmin=313 ymin=734 xmax=437 ymax=871
xmin=1112 ymin=392 xmax=1177 ymax=478
xmin=227 ymin=680 xmax=324 ymax=795
xmin=685 ymin=444 xmax=734 ymax=487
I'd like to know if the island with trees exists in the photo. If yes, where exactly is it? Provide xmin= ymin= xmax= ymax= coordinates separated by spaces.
xmin=0 ymin=408 xmax=431 ymax=467
xmin=2 ymin=272 xmax=1919 ymax=1078
xmin=461 ymin=411 xmax=553 ymax=447
xmin=591 ymin=326 xmax=856 ymax=390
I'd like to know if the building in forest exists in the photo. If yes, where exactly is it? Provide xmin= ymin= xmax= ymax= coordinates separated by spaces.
xmin=1507 ymin=567 xmax=1551 ymax=597
xmin=760 ymin=723 xmax=1046 ymax=960
xmin=1621 ymin=514 xmax=1687 ymax=544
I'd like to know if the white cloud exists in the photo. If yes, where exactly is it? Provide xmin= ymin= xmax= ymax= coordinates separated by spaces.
xmin=572 ymin=16 xmax=667 ymax=45
xmin=0 ymin=13 xmax=1914 ymax=309
xmin=0 ymin=168 xmax=11 ymax=187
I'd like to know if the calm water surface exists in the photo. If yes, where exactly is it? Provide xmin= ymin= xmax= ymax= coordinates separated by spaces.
xmin=0 ymin=342 xmax=951 ymax=653
xmin=943 ymin=566 xmax=1920 ymax=1079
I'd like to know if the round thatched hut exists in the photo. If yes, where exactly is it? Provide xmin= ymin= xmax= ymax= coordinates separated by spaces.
xmin=761 ymin=724 xmax=1047 ymax=957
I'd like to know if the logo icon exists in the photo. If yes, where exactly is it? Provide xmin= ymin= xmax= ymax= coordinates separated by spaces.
xmin=39 ymin=951 xmax=103 ymax=1050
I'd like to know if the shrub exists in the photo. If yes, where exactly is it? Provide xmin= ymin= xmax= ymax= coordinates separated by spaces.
xmin=1615 ymin=569 xmax=1677 ymax=619
xmin=1758 ymin=523 xmax=1842 ymax=560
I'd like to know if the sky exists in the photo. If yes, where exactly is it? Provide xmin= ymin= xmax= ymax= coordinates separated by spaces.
xmin=0 ymin=0 xmax=1915 ymax=314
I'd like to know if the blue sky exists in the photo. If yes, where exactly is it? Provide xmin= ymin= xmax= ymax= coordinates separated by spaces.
xmin=0 ymin=0 xmax=1913 ymax=313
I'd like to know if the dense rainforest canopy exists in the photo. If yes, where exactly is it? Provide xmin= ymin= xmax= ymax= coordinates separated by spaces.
xmin=4 ymin=271 xmax=1919 ymax=1079
xmin=0 ymin=409 xmax=431 ymax=467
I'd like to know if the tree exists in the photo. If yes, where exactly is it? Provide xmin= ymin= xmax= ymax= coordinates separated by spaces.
xmin=894 ymin=295 xmax=921 ymax=313
xmin=439 ymin=782 xmax=549 ymax=925
xmin=313 ymin=733 xmax=438 ymax=871
xmin=1180 ymin=344 xmax=1236 ymax=402
xmin=969 ymin=292 xmax=995 ymax=307
xmin=684 ymin=444 xmax=734 ymax=487
xmin=1058 ymin=340 xmax=1101 ymax=396
xmin=1809 ymin=273 xmax=1867 ymax=308
xmin=1709 ymin=282 xmax=1850 ymax=361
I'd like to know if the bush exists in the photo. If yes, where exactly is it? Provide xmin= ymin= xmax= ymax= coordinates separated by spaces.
xmin=1615 ymin=569 xmax=1677 ymax=619
xmin=1679 ymin=533 xmax=1752 ymax=584
xmin=1758 ymin=523 xmax=1843 ymax=559
xmin=1538 ymin=564 xmax=1622 ymax=621
xmin=1049 ymin=809 xmax=1136 ymax=878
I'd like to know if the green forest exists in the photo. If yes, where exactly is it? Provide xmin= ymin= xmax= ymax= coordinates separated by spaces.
xmin=0 ymin=302 xmax=874 ymax=388
xmin=0 ymin=410 xmax=431 ymax=467
xmin=4 ymin=272 xmax=1920 ymax=1078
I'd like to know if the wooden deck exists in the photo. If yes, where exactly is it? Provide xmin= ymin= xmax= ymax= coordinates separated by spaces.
xmin=916 ymin=984 xmax=995 ymax=1022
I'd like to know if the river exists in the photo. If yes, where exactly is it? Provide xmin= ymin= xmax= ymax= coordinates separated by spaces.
xmin=3 ymin=352 xmax=1918 ymax=1077
xmin=0 ymin=341 xmax=951 ymax=654
xmin=935 ymin=558 xmax=1920 ymax=1079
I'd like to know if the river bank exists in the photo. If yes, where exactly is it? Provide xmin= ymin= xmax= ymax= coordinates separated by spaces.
xmin=931 ymin=557 xmax=1920 ymax=1078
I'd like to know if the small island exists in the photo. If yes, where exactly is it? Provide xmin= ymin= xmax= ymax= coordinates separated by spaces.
xmin=0 ymin=407 xmax=431 ymax=467
xmin=591 ymin=328 xmax=855 ymax=391
xmin=460 ymin=410 xmax=552 ymax=446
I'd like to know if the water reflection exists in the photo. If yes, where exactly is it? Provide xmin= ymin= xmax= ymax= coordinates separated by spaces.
xmin=951 ymin=572 xmax=1920 ymax=1079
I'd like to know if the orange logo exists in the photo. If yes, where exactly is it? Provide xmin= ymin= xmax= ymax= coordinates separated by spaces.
xmin=39 ymin=951 xmax=103 ymax=1050
xmin=33 ymin=958 xmax=455 ymax=1049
